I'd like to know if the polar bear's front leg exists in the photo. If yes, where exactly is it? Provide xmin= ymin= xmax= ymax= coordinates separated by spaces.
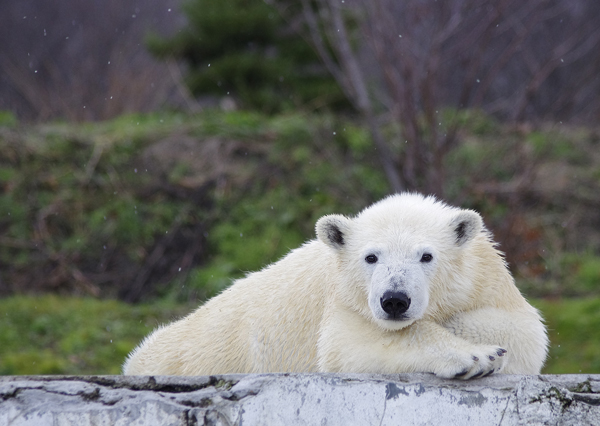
xmin=401 ymin=319 xmax=508 ymax=379
xmin=317 ymin=306 xmax=506 ymax=380
xmin=443 ymin=307 xmax=548 ymax=374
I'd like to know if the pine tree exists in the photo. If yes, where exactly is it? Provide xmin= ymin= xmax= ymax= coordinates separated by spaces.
xmin=148 ymin=0 xmax=345 ymax=112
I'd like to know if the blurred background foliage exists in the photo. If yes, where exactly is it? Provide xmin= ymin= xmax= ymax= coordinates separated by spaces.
xmin=1 ymin=0 xmax=600 ymax=376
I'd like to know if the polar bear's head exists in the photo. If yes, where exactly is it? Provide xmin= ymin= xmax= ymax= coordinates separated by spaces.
xmin=316 ymin=193 xmax=484 ymax=331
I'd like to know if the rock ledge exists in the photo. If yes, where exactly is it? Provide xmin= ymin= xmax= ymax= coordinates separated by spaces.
xmin=1 ymin=374 xmax=600 ymax=425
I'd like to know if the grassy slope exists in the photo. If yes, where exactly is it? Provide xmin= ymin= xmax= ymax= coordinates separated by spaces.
xmin=0 ymin=111 xmax=388 ymax=302
xmin=0 ymin=295 xmax=597 ymax=375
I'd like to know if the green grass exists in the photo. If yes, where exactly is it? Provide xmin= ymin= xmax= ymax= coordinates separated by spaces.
xmin=534 ymin=298 xmax=600 ymax=374
xmin=0 ymin=295 xmax=597 ymax=375
xmin=0 ymin=295 xmax=190 ymax=375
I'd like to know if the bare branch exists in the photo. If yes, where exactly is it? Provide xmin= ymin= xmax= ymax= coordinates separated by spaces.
xmin=297 ymin=0 xmax=347 ymax=94
xmin=281 ymin=0 xmax=600 ymax=194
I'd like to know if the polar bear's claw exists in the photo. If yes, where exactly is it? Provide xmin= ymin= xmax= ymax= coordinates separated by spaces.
xmin=483 ymin=369 xmax=495 ymax=377
xmin=454 ymin=368 xmax=469 ymax=378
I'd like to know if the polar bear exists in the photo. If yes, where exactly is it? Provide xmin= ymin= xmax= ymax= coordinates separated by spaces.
xmin=123 ymin=193 xmax=548 ymax=379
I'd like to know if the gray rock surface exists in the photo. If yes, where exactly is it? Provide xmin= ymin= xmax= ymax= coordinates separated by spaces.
xmin=1 ymin=374 xmax=599 ymax=425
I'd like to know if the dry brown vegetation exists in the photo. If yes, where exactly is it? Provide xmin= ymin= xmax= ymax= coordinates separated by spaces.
xmin=276 ymin=0 xmax=600 ymax=194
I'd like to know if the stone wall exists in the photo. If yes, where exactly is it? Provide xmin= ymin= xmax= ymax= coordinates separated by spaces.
xmin=1 ymin=374 xmax=599 ymax=425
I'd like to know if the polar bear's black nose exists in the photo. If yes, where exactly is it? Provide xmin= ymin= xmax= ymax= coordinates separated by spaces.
xmin=380 ymin=291 xmax=411 ymax=317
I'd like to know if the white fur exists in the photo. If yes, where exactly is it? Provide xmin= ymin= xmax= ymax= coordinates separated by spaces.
xmin=123 ymin=193 xmax=548 ymax=379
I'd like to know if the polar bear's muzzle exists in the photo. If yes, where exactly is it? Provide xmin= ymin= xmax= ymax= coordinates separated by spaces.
xmin=367 ymin=263 xmax=429 ymax=329
xmin=380 ymin=290 xmax=411 ymax=319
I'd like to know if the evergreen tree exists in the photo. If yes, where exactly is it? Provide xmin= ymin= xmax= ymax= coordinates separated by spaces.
xmin=148 ymin=0 xmax=346 ymax=112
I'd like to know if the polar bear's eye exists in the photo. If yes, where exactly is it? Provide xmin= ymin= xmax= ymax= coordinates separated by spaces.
xmin=420 ymin=253 xmax=433 ymax=263
xmin=365 ymin=254 xmax=378 ymax=264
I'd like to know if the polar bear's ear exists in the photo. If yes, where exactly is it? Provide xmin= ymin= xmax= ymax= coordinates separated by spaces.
xmin=316 ymin=214 xmax=352 ymax=250
xmin=449 ymin=210 xmax=483 ymax=246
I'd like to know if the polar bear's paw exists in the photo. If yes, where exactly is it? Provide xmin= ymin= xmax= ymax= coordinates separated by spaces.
xmin=432 ymin=345 xmax=507 ymax=380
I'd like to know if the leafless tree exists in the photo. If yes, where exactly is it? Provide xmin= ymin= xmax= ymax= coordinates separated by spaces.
xmin=275 ymin=0 xmax=600 ymax=195
xmin=0 ymin=0 xmax=191 ymax=121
